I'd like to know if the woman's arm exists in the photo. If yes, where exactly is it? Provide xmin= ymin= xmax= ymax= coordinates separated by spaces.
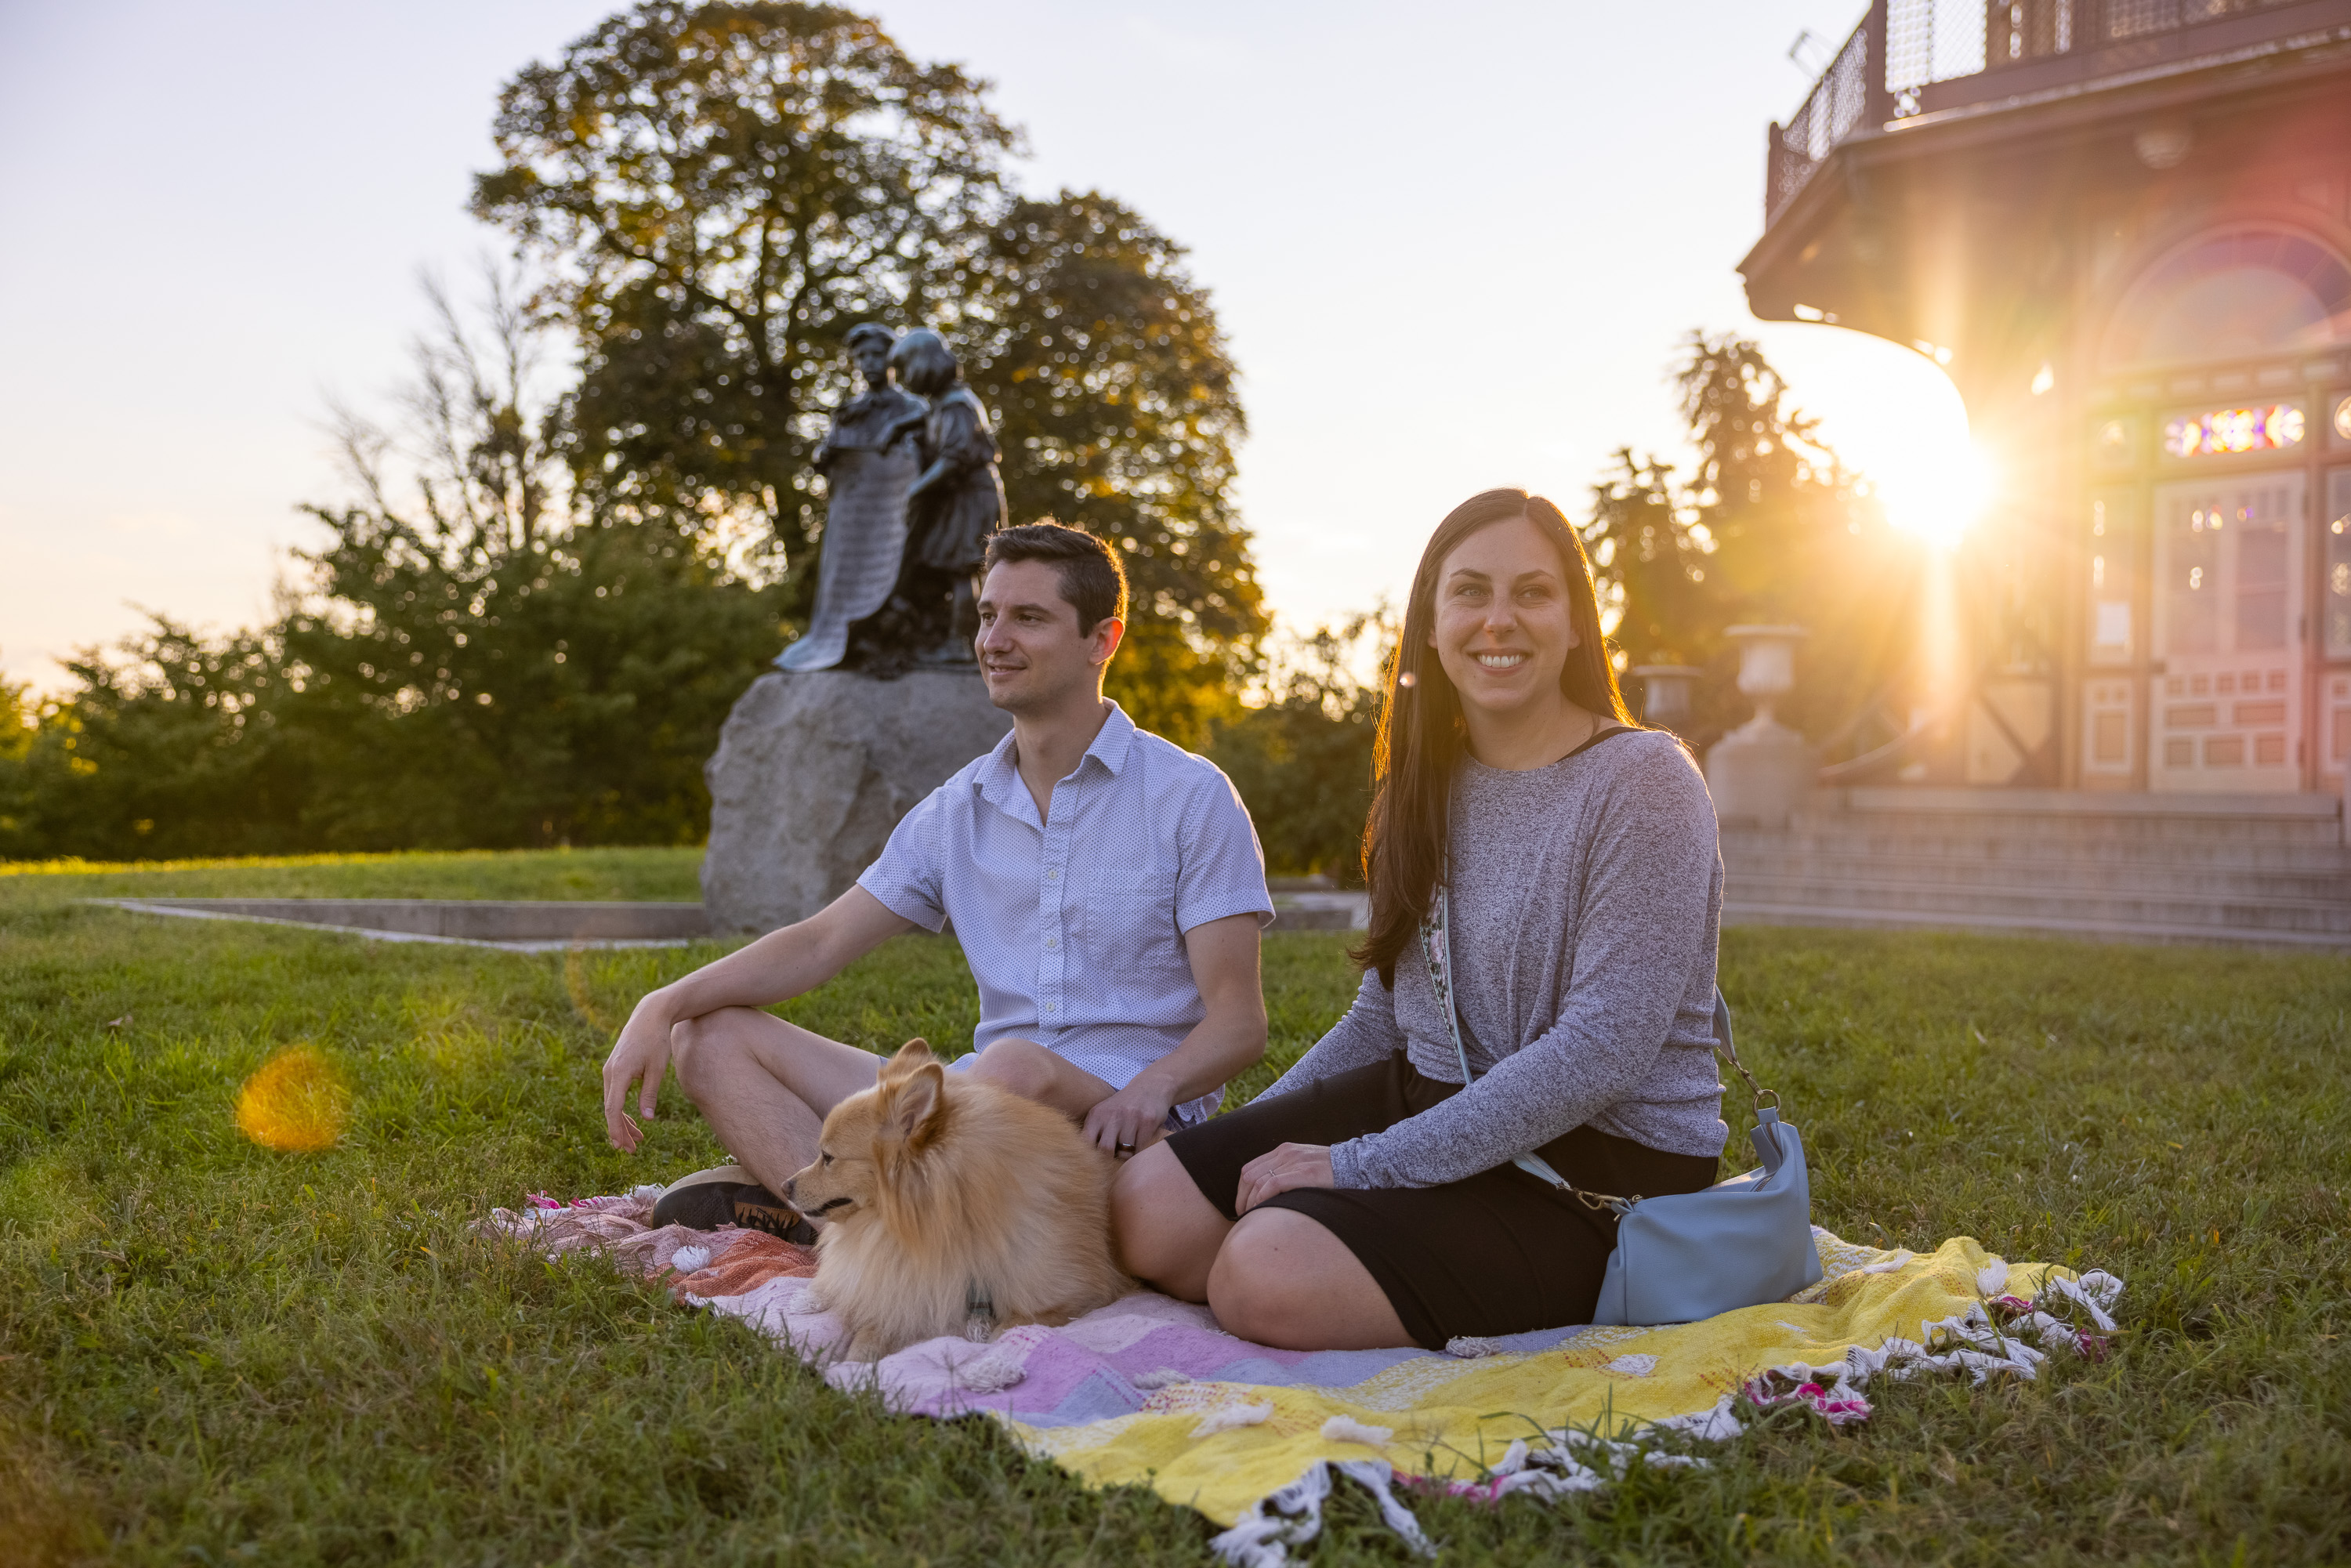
xmin=1333 ymin=744 xmax=1720 ymax=1190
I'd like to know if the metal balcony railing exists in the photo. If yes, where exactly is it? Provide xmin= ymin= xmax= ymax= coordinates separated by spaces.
xmin=1764 ymin=0 xmax=2349 ymax=225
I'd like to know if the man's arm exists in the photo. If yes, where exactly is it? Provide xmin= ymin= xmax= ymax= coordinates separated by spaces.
xmin=600 ymin=886 xmax=915 ymax=1150
xmin=1080 ymin=912 xmax=1266 ymax=1156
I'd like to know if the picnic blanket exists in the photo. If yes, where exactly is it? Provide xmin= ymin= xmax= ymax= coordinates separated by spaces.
xmin=480 ymin=1192 xmax=2121 ymax=1563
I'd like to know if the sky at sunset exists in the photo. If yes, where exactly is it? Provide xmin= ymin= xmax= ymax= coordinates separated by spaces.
xmin=0 ymin=0 xmax=1975 ymax=694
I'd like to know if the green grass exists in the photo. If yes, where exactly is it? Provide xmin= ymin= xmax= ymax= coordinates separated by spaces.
xmin=1 ymin=850 xmax=2346 ymax=1564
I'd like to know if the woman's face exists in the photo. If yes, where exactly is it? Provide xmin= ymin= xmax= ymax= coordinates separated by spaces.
xmin=1426 ymin=514 xmax=1581 ymax=720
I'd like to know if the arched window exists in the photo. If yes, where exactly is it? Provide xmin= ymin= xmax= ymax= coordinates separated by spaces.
xmin=2104 ymin=228 xmax=2351 ymax=368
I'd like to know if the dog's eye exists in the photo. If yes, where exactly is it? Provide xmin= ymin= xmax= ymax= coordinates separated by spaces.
xmin=821 ymin=1153 xmax=833 ymax=1167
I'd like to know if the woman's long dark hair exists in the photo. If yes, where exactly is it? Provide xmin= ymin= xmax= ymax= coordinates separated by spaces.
xmin=1351 ymin=487 xmax=1636 ymax=985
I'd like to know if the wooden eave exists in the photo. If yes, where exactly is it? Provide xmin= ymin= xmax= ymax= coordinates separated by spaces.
xmin=1740 ymin=21 xmax=2351 ymax=331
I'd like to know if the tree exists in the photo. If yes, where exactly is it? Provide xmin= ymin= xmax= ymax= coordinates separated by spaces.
xmin=962 ymin=191 xmax=1264 ymax=746
xmin=1208 ymin=613 xmax=1390 ymax=882
xmin=0 ymin=274 xmax=794 ymax=860
xmin=271 ymin=270 xmax=791 ymax=848
xmin=473 ymin=5 xmax=1266 ymax=735
xmin=1581 ymin=333 xmax=1925 ymax=751
xmin=472 ymin=0 xmax=1016 ymax=589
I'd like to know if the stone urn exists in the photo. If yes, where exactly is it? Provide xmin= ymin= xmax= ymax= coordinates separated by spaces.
xmin=1630 ymin=664 xmax=1704 ymax=733
xmin=1703 ymin=625 xmax=1816 ymax=827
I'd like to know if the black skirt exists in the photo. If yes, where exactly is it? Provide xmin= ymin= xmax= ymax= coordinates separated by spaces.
xmin=1166 ymin=1055 xmax=1720 ymax=1349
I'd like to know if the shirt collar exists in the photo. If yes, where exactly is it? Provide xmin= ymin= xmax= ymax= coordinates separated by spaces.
xmin=970 ymin=700 xmax=1136 ymax=818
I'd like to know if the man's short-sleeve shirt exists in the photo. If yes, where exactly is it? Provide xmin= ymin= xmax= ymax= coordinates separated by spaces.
xmin=857 ymin=701 xmax=1273 ymax=1123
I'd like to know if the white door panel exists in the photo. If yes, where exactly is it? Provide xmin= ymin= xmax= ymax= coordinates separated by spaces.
xmin=2150 ymin=475 xmax=2305 ymax=793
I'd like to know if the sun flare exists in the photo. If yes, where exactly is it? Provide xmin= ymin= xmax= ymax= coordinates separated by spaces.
xmin=1876 ymin=439 xmax=1999 ymax=552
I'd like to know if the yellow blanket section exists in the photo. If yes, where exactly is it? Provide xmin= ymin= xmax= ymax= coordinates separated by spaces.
xmin=1006 ymin=1234 xmax=2082 ymax=1528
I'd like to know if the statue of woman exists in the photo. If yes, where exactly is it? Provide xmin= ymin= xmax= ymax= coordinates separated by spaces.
xmin=775 ymin=324 xmax=927 ymax=672
xmin=872 ymin=329 xmax=1005 ymax=665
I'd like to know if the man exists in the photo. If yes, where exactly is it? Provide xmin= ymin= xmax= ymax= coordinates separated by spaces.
xmin=601 ymin=522 xmax=1273 ymax=1236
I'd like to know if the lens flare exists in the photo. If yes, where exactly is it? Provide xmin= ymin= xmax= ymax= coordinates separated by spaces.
xmin=234 ymin=1045 xmax=350 ymax=1153
xmin=1881 ymin=440 xmax=1998 ymax=552
xmin=563 ymin=942 xmax=618 ymax=1034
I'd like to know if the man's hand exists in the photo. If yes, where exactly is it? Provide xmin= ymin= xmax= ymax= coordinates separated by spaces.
xmin=1082 ymin=1071 xmax=1176 ymax=1159
xmin=1235 ymin=1143 xmax=1335 ymax=1214
xmin=601 ymin=994 xmax=678 ymax=1153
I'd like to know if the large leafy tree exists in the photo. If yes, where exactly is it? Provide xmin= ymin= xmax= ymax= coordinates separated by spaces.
xmin=473 ymin=5 xmax=1265 ymax=736
xmin=472 ymin=1 xmax=1015 ymax=582
xmin=962 ymin=191 xmax=1264 ymax=745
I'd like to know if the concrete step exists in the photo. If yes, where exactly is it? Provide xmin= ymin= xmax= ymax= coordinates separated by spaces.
xmin=92 ymin=898 xmax=711 ymax=949
xmin=1802 ymin=787 xmax=2345 ymax=847
xmin=1730 ymin=835 xmax=2351 ymax=873
xmin=1723 ymin=900 xmax=2351 ymax=951
xmin=1721 ymin=875 xmax=2351 ymax=936
xmin=1720 ymin=849 xmax=2351 ymax=901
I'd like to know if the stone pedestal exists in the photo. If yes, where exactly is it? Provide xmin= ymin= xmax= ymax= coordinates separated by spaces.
xmin=1704 ymin=625 xmax=1816 ymax=827
xmin=1705 ymin=718 xmax=1817 ymax=826
xmin=701 ymin=669 xmax=1012 ymax=933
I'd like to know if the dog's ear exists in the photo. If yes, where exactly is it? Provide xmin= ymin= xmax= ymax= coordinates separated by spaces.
xmin=886 ymin=1038 xmax=936 ymax=1074
xmin=882 ymin=1059 xmax=947 ymax=1145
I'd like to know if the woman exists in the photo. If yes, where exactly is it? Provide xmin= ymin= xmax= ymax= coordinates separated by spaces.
xmin=1111 ymin=487 xmax=1726 ymax=1352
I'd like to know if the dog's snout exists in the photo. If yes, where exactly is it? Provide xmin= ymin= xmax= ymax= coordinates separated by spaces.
xmin=783 ymin=1175 xmax=798 ymax=1202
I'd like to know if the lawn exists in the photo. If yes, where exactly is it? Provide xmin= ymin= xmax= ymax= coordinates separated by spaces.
xmin=2 ymin=849 xmax=2346 ymax=1565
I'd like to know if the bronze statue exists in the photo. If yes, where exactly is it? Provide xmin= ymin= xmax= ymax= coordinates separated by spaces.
xmin=863 ymin=329 xmax=1005 ymax=669
xmin=775 ymin=324 xmax=927 ymax=672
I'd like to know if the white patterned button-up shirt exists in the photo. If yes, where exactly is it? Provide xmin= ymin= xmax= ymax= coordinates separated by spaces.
xmin=857 ymin=701 xmax=1273 ymax=1124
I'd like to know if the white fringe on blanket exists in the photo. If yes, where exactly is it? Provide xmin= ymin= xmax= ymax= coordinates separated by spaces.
xmin=1208 ymin=1268 xmax=2124 ymax=1567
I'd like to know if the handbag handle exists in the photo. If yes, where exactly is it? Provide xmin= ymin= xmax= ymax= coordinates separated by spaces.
xmin=1711 ymin=993 xmax=1777 ymax=1114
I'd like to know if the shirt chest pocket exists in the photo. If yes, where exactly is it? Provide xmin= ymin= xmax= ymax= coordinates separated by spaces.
xmin=1076 ymin=865 xmax=1181 ymax=971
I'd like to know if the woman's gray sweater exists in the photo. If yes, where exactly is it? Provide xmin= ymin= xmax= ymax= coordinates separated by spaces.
xmin=1264 ymin=726 xmax=1727 ymax=1188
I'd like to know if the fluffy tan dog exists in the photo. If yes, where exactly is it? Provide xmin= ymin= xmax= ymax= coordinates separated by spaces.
xmin=786 ymin=1039 xmax=1132 ymax=1361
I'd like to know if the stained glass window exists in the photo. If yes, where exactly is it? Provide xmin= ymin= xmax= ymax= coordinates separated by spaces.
xmin=2161 ymin=404 xmax=2305 ymax=458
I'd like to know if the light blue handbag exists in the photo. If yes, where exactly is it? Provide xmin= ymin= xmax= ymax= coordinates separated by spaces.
xmin=1422 ymin=886 xmax=1823 ymax=1327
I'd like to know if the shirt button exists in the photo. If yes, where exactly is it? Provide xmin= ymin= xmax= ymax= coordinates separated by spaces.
xmin=1045 ymin=936 xmax=1059 ymax=950
xmin=1045 ymin=868 xmax=1060 ymax=881
xmin=1045 ymin=1002 xmax=1057 ymax=1013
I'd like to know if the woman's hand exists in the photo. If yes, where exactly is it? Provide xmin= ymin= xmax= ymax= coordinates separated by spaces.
xmin=1235 ymin=1143 xmax=1335 ymax=1214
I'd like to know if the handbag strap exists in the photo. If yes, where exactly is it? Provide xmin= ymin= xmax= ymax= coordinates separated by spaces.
xmin=1419 ymin=878 xmax=1636 ymax=1214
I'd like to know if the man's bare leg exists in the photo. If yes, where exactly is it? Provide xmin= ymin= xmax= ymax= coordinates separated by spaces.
xmin=963 ymin=1037 xmax=1116 ymax=1121
xmin=668 ymin=1007 xmax=882 ymax=1198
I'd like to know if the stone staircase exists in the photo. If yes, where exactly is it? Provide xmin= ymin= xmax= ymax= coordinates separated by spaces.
xmin=1719 ymin=788 xmax=2351 ymax=950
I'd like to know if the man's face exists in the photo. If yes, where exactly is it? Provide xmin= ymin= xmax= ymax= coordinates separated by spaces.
xmin=975 ymin=559 xmax=1120 ymax=713
xmin=850 ymin=338 xmax=890 ymax=387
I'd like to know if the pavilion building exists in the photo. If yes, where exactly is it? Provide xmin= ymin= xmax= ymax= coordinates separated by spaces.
xmin=1722 ymin=0 xmax=2351 ymax=947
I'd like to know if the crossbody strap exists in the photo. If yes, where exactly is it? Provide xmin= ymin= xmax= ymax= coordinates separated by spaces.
xmin=1419 ymin=879 xmax=1636 ymax=1214
xmin=1418 ymin=870 xmax=1782 ymax=1211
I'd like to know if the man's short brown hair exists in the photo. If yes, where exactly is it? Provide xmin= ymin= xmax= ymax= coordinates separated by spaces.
xmin=982 ymin=523 xmax=1129 ymax=636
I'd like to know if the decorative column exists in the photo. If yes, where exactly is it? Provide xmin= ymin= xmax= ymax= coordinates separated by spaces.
xmin=1630 ymin=664 xmax=1704 ymax=734
xmin=1704 ymin=625 xmax=1817 ymax=827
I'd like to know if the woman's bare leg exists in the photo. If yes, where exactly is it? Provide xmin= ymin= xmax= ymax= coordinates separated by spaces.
xmin=668 ymin=1008 xmax=882 ymax=1198
xmin=1110 ymin=1142 xmax=1232 ymax=1301
xmin=1207 ymin=1208 xmax=1413 ymax=1350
